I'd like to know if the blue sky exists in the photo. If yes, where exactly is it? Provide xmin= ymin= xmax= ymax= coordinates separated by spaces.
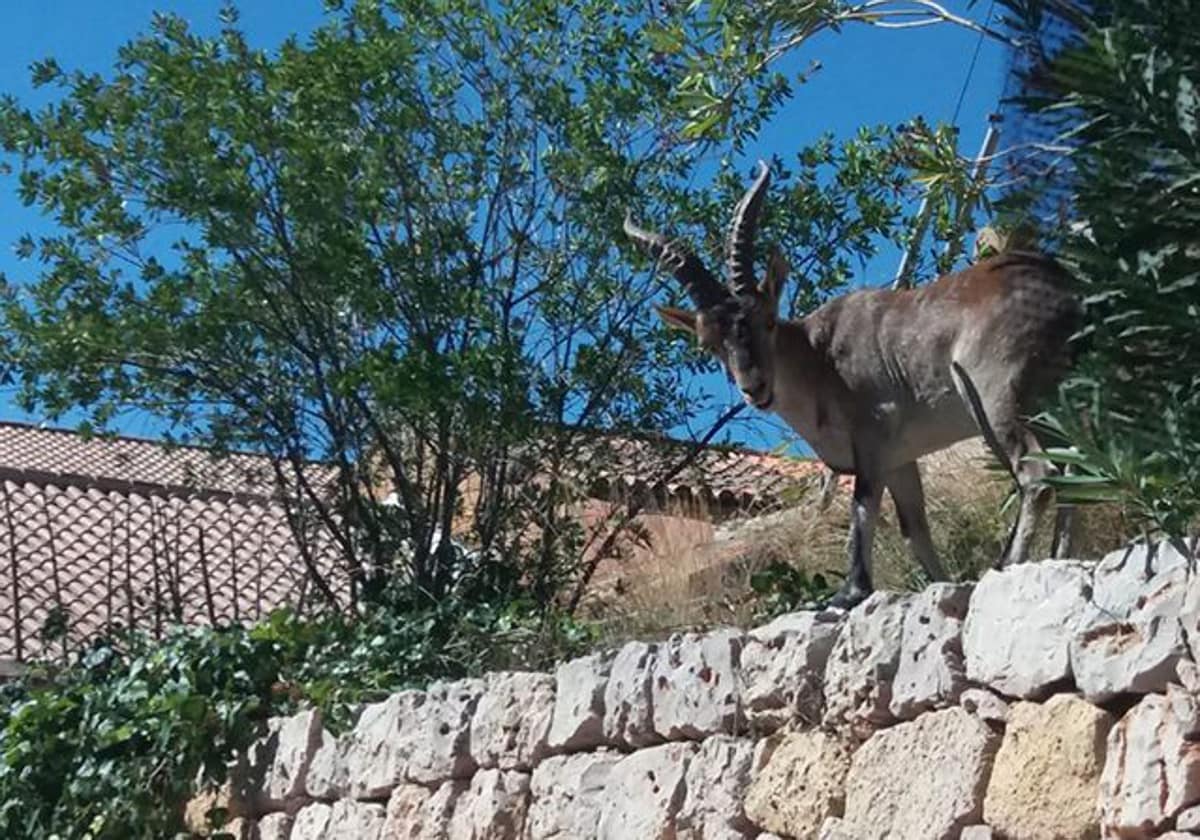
xmin=0 ymin=1 xmax=1008 ymax=452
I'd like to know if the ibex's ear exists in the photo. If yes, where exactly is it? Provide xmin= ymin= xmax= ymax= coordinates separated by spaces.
xmin=761 ymin=246 xmax=788 ymax=309
xmin=655 ymin=305 xmax=699 ymax=335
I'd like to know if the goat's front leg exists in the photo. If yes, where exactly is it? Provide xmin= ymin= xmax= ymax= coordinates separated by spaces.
xmin=886 ymin=462 xmax=949 ymax=583
xmin=829 ymin=470 xmax=883 ymax=610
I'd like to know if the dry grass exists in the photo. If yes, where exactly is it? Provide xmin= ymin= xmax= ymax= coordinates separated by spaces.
xmin=587 ymin=438 xmax=1134 ymax=640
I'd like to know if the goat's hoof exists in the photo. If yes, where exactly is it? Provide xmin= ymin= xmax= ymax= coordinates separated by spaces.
xmin=826 ymin=584 xmax=871 ymax=611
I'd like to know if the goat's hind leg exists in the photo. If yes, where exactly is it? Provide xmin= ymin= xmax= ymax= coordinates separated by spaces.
xmin=886 ymin=462 xmax=949 ymax=583
xmin=950 ymin=362 xmax=1053 ymax=568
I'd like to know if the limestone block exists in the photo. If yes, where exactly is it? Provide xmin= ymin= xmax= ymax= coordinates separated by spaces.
xmin=239 ymin=709 xmax=324 ymax=813
xmin=305 ymin=726 xmax=345 ymax=800
xmin=890 ymin=583 xmax=972 ymax=719
xmin=596 ymin=741 xmax=696 ymax=840
xmin=817 ymin=817 xmax=862 ymax=839
xmin=406 ymin=678 xmax=484 ymax=785
xmin=602 ymin=641 xmax=661 ymax=748
xmin=960 ymin=688 xmax=1009 ymax=725
xmin=341 ymin=690 xmax=423 ymax=800
xmin=1071 ymin=542 xmax=1191 ymax=702
xmin=651 ymin=628 xmax=743 ymax=740
xmin=291 ymin=802 xmax=333 ymax=840
xmin=959 ymin=828 xmax=995 ymax=840
xmin=983 ymin=694 xmax=1113 ymax=840
xmin=1100 ymin=685 xmax=1200 ymax=838
xmin=527 ymin=751 xmax=622 ymax=840
xmin=744 ymin=729 xmax=853 ymax=839
xmin=445 ymin=768 xmax=530 ymax=840
xmin=676 ymin=735 xmax=758 ymax=839
xmin=470 ymin=671 xmax=555 ymax=771
xmin=843 ymin=707 xmax=999 ymax=840
xmin=381 ymin=780 xmax=465 ymax=840
xmin=327 ymin=799 xmax=387 ymax=840
xmin=962 ymin=561 xmax=1092 ymax=698
xmin=823 ymin=591 xmax=911 ymax=731
xmin=547 ymin=651 xmax=612 ymax=752
xmin=740 ymin=610 xmax=842 ymax=733
xmin=258 ymin=812 xmax=294 ymax=840
xmin=185 ymin=775 xmax=251 ymax=834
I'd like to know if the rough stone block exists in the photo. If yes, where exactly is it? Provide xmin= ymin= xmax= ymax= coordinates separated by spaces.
xmin=890 ymin=583 xmax=972 ymax=719
xmin=342 ymin=691 xmax=423 ymax=799
xmin=470 ymin=671 xmax=555 ymax=771
xmin=527 ymin=751 xmax=622 ymax=840
xmin=291 ymin=802 xmax=333 ymax=840
xmin=1100 ymin=684 xmax=1200 ymax=838
xmin=257 ymin=812 xmax=294 ymax=840
xmin=843 ymin=707 xmax=999 ymax=840
xmin=744 ymin=729 xmax=853 ymax=839
xmin=597 ymin=741 xmax=696 ymax=839
xmin=823 ymin=591 xmax=911 ymax=732
xmin=547 ymin=651 xmax=612 ymax=752
xmin=602 ymin=641 xmax=660 ymax=748
xmin=1071 ymin=542 xmax=1191 ymax=702
xmin=676 ymin=735 xmax=758 ymax=839
xmin=381 ymin=780 xmax=464 ymax=840
xmin=651 ymin=628 xmax=743 ymax=740
xmin=406 ymin=679 xmax=484 ymax=785
xmin=963 ymin=561 xmax=1092 ymax=698
xmin=446 ymin=768 xmax=530 ymax=840
xmin=740 ymin=610 xmax=842 ymax=733
xmin=305 ymin=725 xmax=345 ymax=800
xmin=983 ymin=694 xmax=1113 ymax=840
xmin=327 ymin=799 xmax=387 ymax=840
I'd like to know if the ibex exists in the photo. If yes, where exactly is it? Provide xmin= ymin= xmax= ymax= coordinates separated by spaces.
xmin=625 ymin=162 xmax=1079 ymax=608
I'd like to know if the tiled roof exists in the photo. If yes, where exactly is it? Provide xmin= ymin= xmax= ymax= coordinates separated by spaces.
xmin=0 ymin=423 xmax=346 ymax=662
xmin=0 ymin=421 xmax=818 ymax=662
xmin=571 ymin=430 xmax=822 ymax=513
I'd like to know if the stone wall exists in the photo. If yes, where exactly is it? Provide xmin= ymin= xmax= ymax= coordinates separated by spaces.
xmin=187 ymin=541 xmax=1200 ymax=839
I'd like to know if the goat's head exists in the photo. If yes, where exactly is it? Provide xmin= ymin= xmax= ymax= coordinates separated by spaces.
xmin=624 ymin=161 xmax=787 ymax=410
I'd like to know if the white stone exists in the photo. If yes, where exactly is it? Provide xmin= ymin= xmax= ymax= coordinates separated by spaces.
xmin=258 ymin=812 xmax=294 ymax=840
xmin=406 ymin=678 xmax=483 ymax=785
xmin=890 ymin=583 xmax=972 ymax=719
xmin=962 ymin=561 xmax=1092 ymax=698
xmin=602 ymin=641 xmax=661 ymax=748
xmin=959 ymin=688 xmax=1009 ymax=725
xmin=327 ymin=799 xmax=387 ymax=840
xmin=843 ymin=707 xmax=999 ymax=840
xmin=959 ymin=828 xmax=995 ymax=840
xmin=291 ymin=802 xmax=333 ymax=840
xmin=1100 ymin=684 xmax=1200 ymax=838
xmin=305 ymin=726 xmax=345 ymax=800
xmin=651 ymin=628 xmax=743 ymax=740
xmin=527 ymin=752 xmax=622 ymax=840
xmin=244 ymin=709 xmax=324 ymax=812
xmin=547 ymin=652 xmax=612 ymax=752
xmin=823 ymin=591 xmax=912 ymax=731
xmin=597 ymin=741 xmax=696 ymax=839
xmin=381 ymin=780 xmax=464 ymax=840
xmin=470 ymin=671 xmax=555 ymax=771
xmin=676 ymin=736 xmax=758 ymax=839
xmin=740 ymin=610 xmax=842 ymax=733
xmin=341 ymin=691 xmax=423 ymax=799
xmin=446 ymin=768 xmax=530 ymax=839
xmin=1071 ymin=542 xmax=1191 ymax=702
xmin=744 ymin=729 xmax=854 ymax=839
xmin=817 ymin=817 xmax=863 ymax=839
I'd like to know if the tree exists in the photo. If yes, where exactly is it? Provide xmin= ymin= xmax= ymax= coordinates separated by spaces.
xmin=0 ymin=0 xmax=957 ymax=614
xmin=995 ymin=0 xmax=1200 ymax=543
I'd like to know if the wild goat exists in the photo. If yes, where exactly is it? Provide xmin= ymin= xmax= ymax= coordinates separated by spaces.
xmin=625 ymin=162 xmax=1080 ymax=608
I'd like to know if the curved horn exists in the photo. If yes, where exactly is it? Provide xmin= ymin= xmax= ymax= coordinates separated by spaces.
xmin=725 ymin=160 xmax=771 ymax=297
xmin=624 ymin=213 xmax=727 ymax=310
